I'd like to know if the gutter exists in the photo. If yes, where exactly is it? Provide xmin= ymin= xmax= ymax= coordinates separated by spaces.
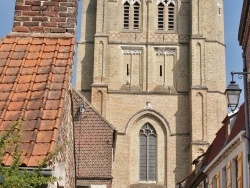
xmin=204 ymin=130 xmax=246 ymax=173
xmin=17 ymin=167 xmax=52 ymax=176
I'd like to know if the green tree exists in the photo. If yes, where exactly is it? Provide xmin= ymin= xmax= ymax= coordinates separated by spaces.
xmin=0 ymin=120 xmax=58 ymax=188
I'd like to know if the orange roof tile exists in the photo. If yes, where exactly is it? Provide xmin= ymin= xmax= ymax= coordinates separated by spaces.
xmin=0 ymin=35 xmax=75 ymax=167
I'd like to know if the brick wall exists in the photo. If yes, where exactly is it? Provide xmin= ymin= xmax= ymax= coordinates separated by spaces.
xmin=52 ymin=89 xmax=76 ymax=188
xmin=72 ymin=89 xmax=115 ymax=188
xmin=13 ymin=0 xmax=78 ymax=34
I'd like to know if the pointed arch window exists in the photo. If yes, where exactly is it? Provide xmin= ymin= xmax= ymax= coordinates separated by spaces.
xmin=140 ymin=123 xmax=157 ymax=181
xmin=123 ymin=0 xmax=141 ymax=30
xmin=157 ymin=0 xmax=176 ymax=31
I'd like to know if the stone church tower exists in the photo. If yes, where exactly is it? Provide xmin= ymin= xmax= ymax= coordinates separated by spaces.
xmin=76 ymin=0 xmax=226 ymax=187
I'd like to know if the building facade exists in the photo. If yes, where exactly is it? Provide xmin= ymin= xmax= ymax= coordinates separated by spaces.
xmin=204 ymin=105 xmax=247 ymax=188
xmin=76 ymin=0 xmax=227 ymax=187
xmin=238 ymin=0 xmax=250 ymax=188
xmin=180 ymin=104 xmax=248 ymax=188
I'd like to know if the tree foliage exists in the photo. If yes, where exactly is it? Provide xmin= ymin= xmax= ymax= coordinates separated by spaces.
xmin=0 ymin=120 xmax=58 ymax=188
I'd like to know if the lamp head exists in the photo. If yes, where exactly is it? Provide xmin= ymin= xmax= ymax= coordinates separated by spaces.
xmin=225 ymin=81 xmax=242 ymax=112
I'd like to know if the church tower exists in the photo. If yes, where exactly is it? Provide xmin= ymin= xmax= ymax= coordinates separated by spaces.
xmin=76 ymin=0 xmax=226 ymax=187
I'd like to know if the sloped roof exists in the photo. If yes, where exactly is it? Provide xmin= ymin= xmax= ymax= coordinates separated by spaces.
xmin=181 ymin=104 xmax=245 ymax=187
xmin=207 ymin=104 xmax=245 ymax=165
xmin=0 ymin=35 xmax=75 ymax=167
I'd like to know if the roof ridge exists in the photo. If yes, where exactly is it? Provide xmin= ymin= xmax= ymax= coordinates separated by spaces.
xmin=9 ymin=32 xmax=75 ymax=39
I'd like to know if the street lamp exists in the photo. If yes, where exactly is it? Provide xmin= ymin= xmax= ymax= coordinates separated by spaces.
xmin=225 ymin=71 xmax=250 ymax=111
xmin=225 ymin=80 xmax=241 ymax=112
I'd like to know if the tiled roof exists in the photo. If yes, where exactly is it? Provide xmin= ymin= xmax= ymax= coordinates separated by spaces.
xmin=227 ymin=104 xmax=245 ymax=143
xmin=182 ymin=104 xmax=245 ymax=187
xmin=0 ymin=35 xmax=75 ymax=167
xmin=207 ymin=103 xmax=245 ymax=165
xmin=206 ymin=123 xmax=227 ymax=165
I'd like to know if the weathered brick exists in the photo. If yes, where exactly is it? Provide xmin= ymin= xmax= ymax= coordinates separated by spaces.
xmin=41 ymin=22 xmax=57 ymax=27
xmin=73 ymin=90 xmax=114 ymax=188
xmin=15 ymin=5 xmax=31 ymax=11
xmin=12 ymin=26 xmax=29 ymax=32
xmin=32 ymin=17 xmax=48 ymax=22
xmin=31 ymin=6 xmax=48 ymax=11
xmin=50 ymin=28 xmax=66 ymax=33
xmin=22 ymin=11 xmax=41 ymax=16
xmin=13 ymin=0 xmax=78 ymax=34
xmin=29 ymin=26 xmax=45 ymax=32
xmin=14 ymin=16 xmax=30 ymax=21
xmin=23 ymin=21 xmax=39 ymax=26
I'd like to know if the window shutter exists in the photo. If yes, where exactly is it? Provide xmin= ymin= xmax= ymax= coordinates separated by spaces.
xmin=227 ymin=161 xmax=232 ymax=188
xmin=209 ymin=180 xmax=213 ymax=188
xmin=216 ymin=173 xmax=220 ymax=188
xmin=140 ymin=134 xmax=147 ymax=181
xmin=237 ymin=152 xmax=243 ymax=188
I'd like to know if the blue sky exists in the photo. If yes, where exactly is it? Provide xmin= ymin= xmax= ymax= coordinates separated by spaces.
xmin=0 ymin=0 xmax=244 ymax=102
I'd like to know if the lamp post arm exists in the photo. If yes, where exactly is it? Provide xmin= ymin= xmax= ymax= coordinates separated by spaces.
xmin=231 ymin=71 xmax=250 ymax=81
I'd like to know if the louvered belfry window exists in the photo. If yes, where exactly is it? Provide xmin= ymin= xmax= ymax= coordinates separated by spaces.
xmin=158 ymin=3 xmax=164 ymax=30
xmin=168 ymin=2 xmax=175 ymax=30
xmin=124 ymin=2 xmax=130 ymax=29
xmin=157 ymin=0 xmax=176 ymax=31
xmin=123 ymin=0 xmax=141 ymax=30
xmin=140 ymin=123 xmax=157 ymax=181
xmin=133 ymin=2 xmax=140 ymax=29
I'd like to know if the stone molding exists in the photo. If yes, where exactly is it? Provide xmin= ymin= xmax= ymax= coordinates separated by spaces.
xmin=153 ymin=46 xmax=176 ymax=56
xmin=121 ymin=46 xmax=144 ymax=55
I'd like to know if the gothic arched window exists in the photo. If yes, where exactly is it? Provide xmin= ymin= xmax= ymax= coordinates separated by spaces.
xmin=123 ymin=0 xmax=141 ymax=30
xmin=140 ymin=123 xmax=157 ymax=181
xmin=157 ymin=0 xmax=176 ymax=31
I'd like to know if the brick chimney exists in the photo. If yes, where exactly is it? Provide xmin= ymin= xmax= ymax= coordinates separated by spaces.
xmin=12 ymin=0 xmax=78 ymax=34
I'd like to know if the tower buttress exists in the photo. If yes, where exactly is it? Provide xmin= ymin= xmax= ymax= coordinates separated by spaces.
xmin=189 ymin=0 xmax=226 ymax=163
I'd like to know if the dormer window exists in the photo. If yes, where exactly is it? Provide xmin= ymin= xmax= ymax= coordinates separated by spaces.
xmin=157 ymin=0 xmax=176 ymax=31
xmin=123 ymin=0 xmax=141 ymax=31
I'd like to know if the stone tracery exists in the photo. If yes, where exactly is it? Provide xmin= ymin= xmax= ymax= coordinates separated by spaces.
xmin=122 ymin=0 xmax=141 ymax=5
xmin=157 ymin=0 xmax=176 ymax=5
